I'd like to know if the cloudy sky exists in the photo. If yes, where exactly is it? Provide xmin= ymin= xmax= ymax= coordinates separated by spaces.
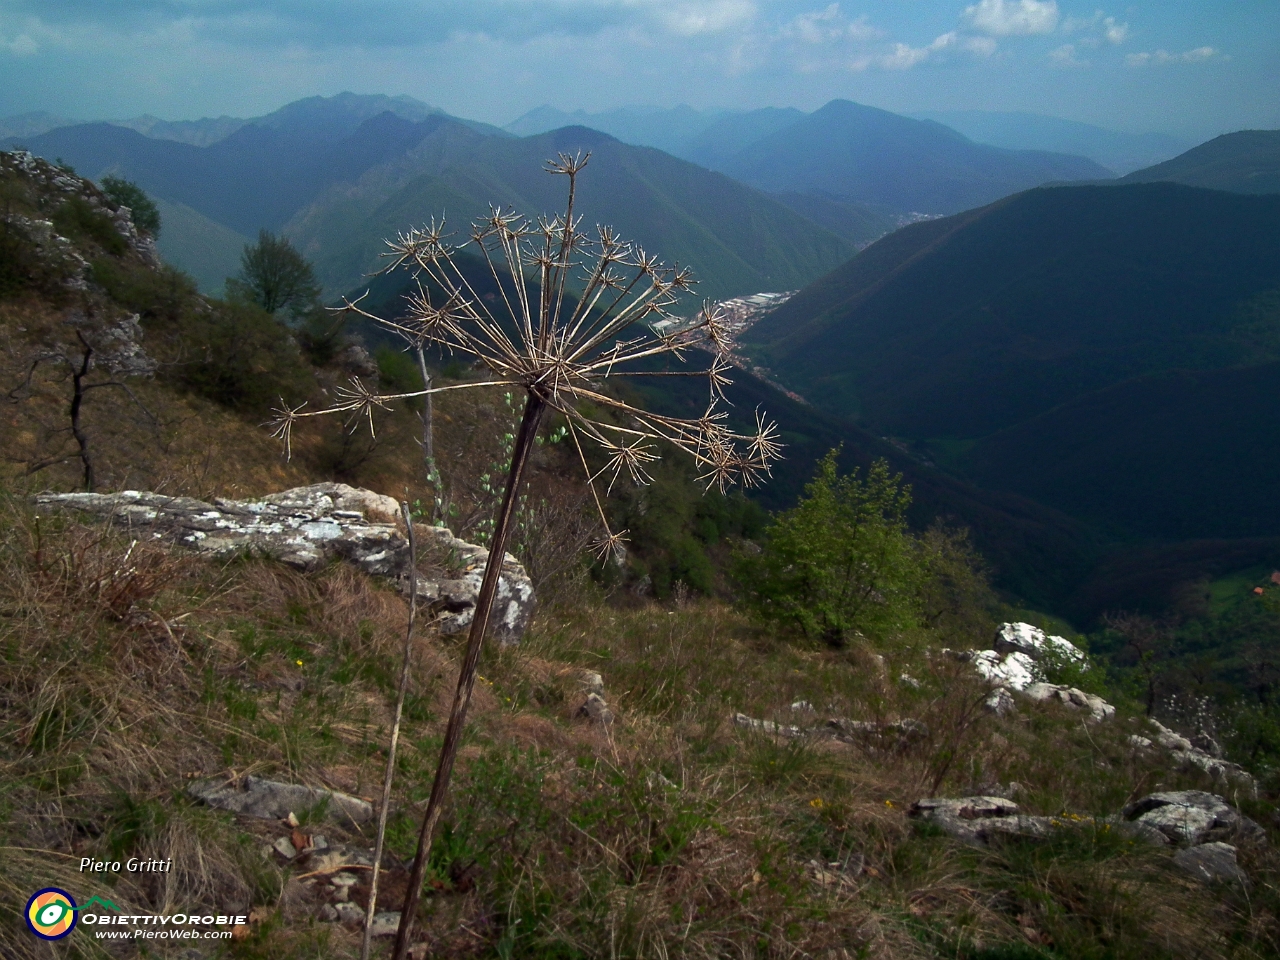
xmin=1 ymin=0 xmax=1275 ymax=137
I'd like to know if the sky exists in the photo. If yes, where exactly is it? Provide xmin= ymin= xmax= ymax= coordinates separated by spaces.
xmin=1 ymin=1 xmax=1276 ymax=139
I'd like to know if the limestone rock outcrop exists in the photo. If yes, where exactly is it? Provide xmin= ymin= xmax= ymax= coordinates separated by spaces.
xmin=35 ymin=482 xmax=536 ymax=643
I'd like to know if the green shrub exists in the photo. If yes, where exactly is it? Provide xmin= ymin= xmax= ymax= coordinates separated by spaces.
xmin=736 ymin=450 xmax=926 ymax=646
xmin=99 ymin=174 xmax=161 ymax=236
xmin=51 ymin=196 xmax=127 ymax=256
xmin=178 ymin=299 xmax=314 ymax=412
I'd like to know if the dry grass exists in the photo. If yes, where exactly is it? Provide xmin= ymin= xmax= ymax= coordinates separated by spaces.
xmin=1 ymin=484 xmax=1278 ymax=959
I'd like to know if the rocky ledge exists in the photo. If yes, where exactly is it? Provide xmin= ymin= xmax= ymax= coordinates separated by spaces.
xmin=35 ymin=483 xmax=535 ymax=643
xmin=911 ymin=789 xmax=1263 ymax=886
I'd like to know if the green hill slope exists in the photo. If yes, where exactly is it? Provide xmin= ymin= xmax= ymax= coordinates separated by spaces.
xmin=962 ymin=361 xmax=1280 ymax=541
xmin=1120 ymin=130 xmax=1280 ymax=194
xmin=741 ymin=183 xmax=1280 ymax=546
xmin=289 ymin=126 xmax=856 ymax=301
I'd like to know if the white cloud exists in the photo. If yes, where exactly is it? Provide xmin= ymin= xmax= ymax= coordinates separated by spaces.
xmin=1126 ymin=45 xmax=1220 ymax=66
xmin=964 ymin=0 xmax=1059 ymax=37
xmin=1048 ymin=42 xmax=1086 ymax=66
xmin=4 ymin=33 xmax=37 ymax=55
xmin=1102 ymin=16 xmax=1128 ymax=44
xmin=1063 ymin=12 xmax=1128 ymax=46
xmin=656 ymin=0 xmax=756 ymax=37
xmin=876 ymin=30 xmax=981 ymax=70
xmin=784 ymin=4 xmax=879 ymax=44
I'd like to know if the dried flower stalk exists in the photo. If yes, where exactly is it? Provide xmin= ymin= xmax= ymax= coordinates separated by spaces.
xmin=265 ymin=153 xmax=781 ymax=956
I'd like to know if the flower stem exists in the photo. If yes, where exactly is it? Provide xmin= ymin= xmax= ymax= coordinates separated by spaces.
xmin=392 ymin=393 xmax=546 ymax=959
xmin=361 ymin=501 xmax=418 ymax=960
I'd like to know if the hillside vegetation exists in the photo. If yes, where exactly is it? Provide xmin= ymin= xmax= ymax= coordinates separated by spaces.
xmin=1120 ymin=130 xmax=1280 ymax=195
xmin=741 ymin=183 xmax=1280 ymax=548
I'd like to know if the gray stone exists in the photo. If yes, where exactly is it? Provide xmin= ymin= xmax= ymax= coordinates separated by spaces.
xmin=577 ymin=693 xmax=614 ymax=725
xmin=330 ymin=872 xmax=359 ymax=901
xmin=34 ymin=483 xmax=536 ymax=643
xmin=984 ymin=687 xmax=1016 ymax=716
xmin=909 ymin=796 xmax=1058 ymax=846
xmin=1022 ymin=682 xmax=1114 ymax=722
xmin=332 ymin=901 xmax=364 ymax=925
xmin=368 ymin=912 xmax=401 ymax=937
xmin=1173 ymin=842 xmax=1249 ymax=887
xmin=1123 ymin=790 xmax=1265 ymax=847
xmin=827 ymin=716 xmax=929 ymax=747
xmin=580 ymin=671 xmax=605 ymax=696
xmin=732 ymin=712 xmax=803 ymax=738
xmin=188 ymin=774 xmax=374 ymax=827
xmin=1143 ymin=723 xmax=1256 ymax=791
xmin=272 ymin=836 xmax=298 ymax=859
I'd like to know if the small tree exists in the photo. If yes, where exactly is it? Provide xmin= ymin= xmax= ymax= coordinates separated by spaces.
xmin=229 ymin=229 xmax=319 ymax=317
xmin=100 ymin=175 xmax=161 ymax=237
xmin=739 ymin=450 xmax=924 ymax=646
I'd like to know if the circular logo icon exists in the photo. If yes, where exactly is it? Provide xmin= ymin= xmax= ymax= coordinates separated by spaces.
xmin=26 ymin=888 xmax=77 ymax=940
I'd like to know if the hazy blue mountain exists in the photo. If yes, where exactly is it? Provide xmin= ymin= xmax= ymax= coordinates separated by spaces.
xmin=3 ymin=110 xmax=472 ymax=234
xmin=505 ymin=104 xmax=728 ymax=155
xmin=741 ymin=182 xmax=1280 ymax=543
xmin=152 ymin=197 xmax=251 ymax=295
xmin=0 ymin=111 xmax=78 ymax=139
xmin=678 ymin=107 xmax=806 ymax=169
xmin=912 ymin=110 xmax=1185 ymax=175
xmin=246 ymin=91 xmax=508 ymax=142
xmin=111 ymin=114 xmax=247 ymax=147
xmin=717 ymin=100 xmax=1113 ymax=215
xmin=1119 ymin=130 xmax=1280 ymax=194
xmin=766 ymin=191 xmax=896 ymax=248
xmin=288 ymin=124 xmax=857 ymax=300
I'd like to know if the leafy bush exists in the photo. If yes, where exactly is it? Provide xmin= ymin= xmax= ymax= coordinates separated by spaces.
xmin=178 ymin=299 xmax=315 ymax=412
xmin=100 ymin=174 xmax=161 ymax=236
xmin=736 ymin=450 xmax=926 ymax=646
xmin=228 ymin=229 xmax=320 ymax=318
xmin=51 ymin=196 xmax=127 ymax=255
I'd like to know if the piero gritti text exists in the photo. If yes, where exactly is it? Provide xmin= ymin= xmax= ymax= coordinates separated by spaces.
xmin=80 ymin=857 xmax=173 ymax=874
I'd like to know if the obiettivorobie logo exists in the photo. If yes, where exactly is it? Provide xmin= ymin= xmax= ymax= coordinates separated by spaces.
xmin=24 ymin=887 xmax=245 ymax=942
xmin=25 ymin=889 xmax=120 ymax=940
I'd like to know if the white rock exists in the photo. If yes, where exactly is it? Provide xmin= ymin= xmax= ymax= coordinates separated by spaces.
xmin=732 ymin=713 xmax=802 ymax=738
xmin=972 ymin=650 xmax=1036 ymax=691
xmin=984 ymin=687 xmax=1016 ymax=716
xmin=995 ymin=622 xmax=1088 ymax=667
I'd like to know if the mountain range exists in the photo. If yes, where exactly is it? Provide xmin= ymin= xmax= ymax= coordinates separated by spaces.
xmin=5 ymin=93 xmax=1128 ymax=299
xmin=1119 ymin=129 xmax=1280 ymax=195
xmin=4 ymin=100 xmax=852 ymax=300
xmin=911 ymin=110 xmax=1188 ymax=175
xmin=7 ymin=92 xmax=1280 ymax=616
xmin=507 ymin=99 xmax=1115 ymax=217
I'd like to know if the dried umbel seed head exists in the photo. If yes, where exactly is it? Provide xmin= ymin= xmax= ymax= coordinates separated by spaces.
xmin=266 ymin=152 xmax=782 ymax=549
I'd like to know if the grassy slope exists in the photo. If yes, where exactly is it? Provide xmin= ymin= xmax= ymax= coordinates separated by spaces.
xmin=4 ymin=149 xmax=1280 ymax=960
xmin=3 ymin=489 xmax=1278 ymax=960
